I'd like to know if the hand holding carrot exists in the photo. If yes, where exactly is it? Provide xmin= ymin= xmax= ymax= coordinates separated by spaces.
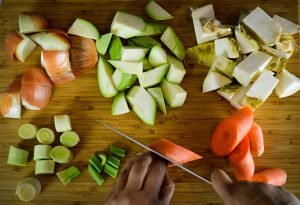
xmin=211 ymin=169 xmax=300 ymax=205
xmin=105 ymin=152 xmax=175 ymax=205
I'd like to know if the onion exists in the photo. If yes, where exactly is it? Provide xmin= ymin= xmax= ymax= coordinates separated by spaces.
xmin=70 ymin=36 xmax=98 ymax=75
xmin=19 ymin=12 xmax=50 ymax=34
xmin=5 ymin=31 xmax=23 ymax=61
xmin=0 ymin=79 xmax=22 ymax=118
xmin=41 ymin=50 xmax=76 ymax=85
xmin=21 ymin=67 xmax=53 ymax=110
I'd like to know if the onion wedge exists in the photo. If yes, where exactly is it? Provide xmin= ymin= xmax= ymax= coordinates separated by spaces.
xmin=21 ymin=67 xmax=53 ymax=110
xmin=19 ymin=12 xmax=50 ymax=34
xmin=41 ymin=50 xmax=75 ymax=85
xmin=0 ymin=78 xmax=22 ymax=118
xmin=70 ymin=36 xmax=98 ymax=75
xmin=5 ymin=31 xmax=23 ymax=61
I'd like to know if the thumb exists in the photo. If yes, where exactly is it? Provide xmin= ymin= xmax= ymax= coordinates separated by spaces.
xmin=211 ymin=169 xmax=233 ymax=201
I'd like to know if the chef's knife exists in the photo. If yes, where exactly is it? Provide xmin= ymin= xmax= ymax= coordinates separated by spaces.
xmin=96 ymin=119 xmax=212 ymax=185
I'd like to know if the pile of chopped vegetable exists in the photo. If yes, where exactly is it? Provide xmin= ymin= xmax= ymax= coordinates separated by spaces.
xmin=88 ymin=145 xmax=126 ymax=186
xmin=187 ymin=4 xmax=300 ymax=110
xmin=211 ymin=106 xmax=287 ymax=186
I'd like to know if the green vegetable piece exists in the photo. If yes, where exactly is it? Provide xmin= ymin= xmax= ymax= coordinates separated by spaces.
xmin=145 ymin=0 xmax=174 ymax=20
xmin=88 ymin=164 xmax=105 ymax=186
xmin=138 ymin=64 xmax=169 ymax=88
xmin=129 ymin=36 xmax=161 ymax=49
xmin=186 ymin=42 xmax=216 ymax=67
xmin=143 ymin=57 xmax=153 ymax=71
xmin=110 ymin=145 xmax=126 ymax=157
xmin=18 ymin=123 xmax=38 ymax=139
xmin=60 ymin=131 xmax=80 ymax=148
xmin=147 ymin=87 xmax=167 ymax=114
xmin=104 ymin=163 xmax=118 ymax=179
xmin=16 ymin=177 xmax=41 ymax=202
xmin=160 ymin=26 xmax=186 ymax=61
xmin=112 ymin=69 xmax=137 ymax=91
xmin=35 ymin=160 xmax=55 ymax=175
xmin=89 ymin=154 xmax=103 ymax=173
xmin=34 ymin=145 xmax=52 ymax=161
xmin=7 ymin=146 xmax=29 ymax=166
xmin=50 ymin=146 xmax=73 ymax=164
xmin=37 ymin=128 xmax=55 ymax=145
xmin=98 ymin=153 xmax=107 ymax=166
xmin=96 ymin=33 xmax=113 ymax=55
xmin=112 ymin=92 xmax=130 ymax=115
xmin=67 ymin=18 xmax=100 ymax=40
xmin=136 ymin=22 xmax=167 ymax=36
xmin=107 ymin=154 xmax=121 ymax=169
xmin=109 ymin=35 xmax=123 ymax=60
xmin=56 ymin=166 xmax=81 ymax=186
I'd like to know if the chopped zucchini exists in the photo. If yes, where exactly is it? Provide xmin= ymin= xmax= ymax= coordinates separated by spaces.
xmin=161 ymin=79 xmax=187 ymax=107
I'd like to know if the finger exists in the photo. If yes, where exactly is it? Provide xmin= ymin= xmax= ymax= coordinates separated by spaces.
xmin=159 ymin=173 xmax=175 ymax=205
xmin=125 ymin=152 xmax=153 ymax=190
xmin=144 ymin=158 xmax=167 ymax=195
xmin=113 ymin=153 xmax=139 ymax=193
xmin=211 ymin=169 xmax=233 ymax=201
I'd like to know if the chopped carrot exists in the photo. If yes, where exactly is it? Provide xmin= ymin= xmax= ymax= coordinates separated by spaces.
xmin=229 ymin=137 xmax=255 ymax=180
xmin=150 ymin=138 xmax=202 ymax=166
xmin=251 ymin=168 xmax=287 ymax=186
xmin=248 ymin=122 xmax=264 ymax=157
xmin=211 ymin=106 xmax=254 ymax=156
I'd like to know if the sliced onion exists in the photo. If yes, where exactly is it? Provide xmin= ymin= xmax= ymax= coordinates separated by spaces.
xmin=5 ymin=31 xmax=23 ymax=61
xmin=21 ymin=83 xmax=52 ymax=110
xmin=19 ymin=12 xmax=50 ymax=34
xmin=21 ymin=67 xmax=53 ymax=110
xmin=0 ymin=93 xmax=21 ymax=118
xmin=0 ymin=79 xmax=22 ymax=118
xmin=41 ymin=50 xmax=76 ymax=85
xmin=70 ymin=36 xmax=98 ymax=75
xmin=46 ymin=28 xmax=69 ymax=38
xmin=22 ymin=67 xmax=52 ymax=88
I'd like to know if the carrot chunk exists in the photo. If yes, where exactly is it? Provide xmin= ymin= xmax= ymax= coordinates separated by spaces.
xmin=251 ymin=168 xmax=287 ymax=186
xmin=248 ymin=122 xmax=264 ymax=157
xmin=211 ymin=106 xmax=254 ymax=156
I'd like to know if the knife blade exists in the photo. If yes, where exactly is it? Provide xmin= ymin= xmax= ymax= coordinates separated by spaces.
xmin=96 ymin=119 xmax=212 ymax=185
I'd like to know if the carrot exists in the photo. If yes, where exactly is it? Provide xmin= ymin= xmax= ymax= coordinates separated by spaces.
xmin=251 ymin=168 xmax=287 ymax=186
xmin=150 ymin=138 xmax=202 ymax=166
xmin=211 ymin=106 xmax=254 ymax=156
xmin=248 ymin=122 xmax=264 ymax=157
xmin=229 ymin=137 xmax=255 ymax=180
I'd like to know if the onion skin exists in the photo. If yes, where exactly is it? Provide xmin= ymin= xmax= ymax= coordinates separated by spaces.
xmin=70 ymin=36 xmax=98 ymax=75
xmin=5 ymin=31 xmax=23 ymax=61
xmin=21 ymin=67 xmax=53 ymax=110
xmin=41 ymin=51 xmax=76 ymax=85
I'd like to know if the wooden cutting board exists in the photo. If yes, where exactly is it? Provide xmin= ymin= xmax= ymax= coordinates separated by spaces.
xmin=0 ymin=0 xmax=299 ymax=204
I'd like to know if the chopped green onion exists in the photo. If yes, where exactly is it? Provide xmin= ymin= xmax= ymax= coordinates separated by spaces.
xmin=60 ymin=131 xmax=80 ymax=148
xmin=98 ymin=153 xmax=107 ymax=166
xmin=54 ymin=114 xmax=72 ymax=132
xmin=89 ymin=154 xmax=103 ymax=173
xmin=37 ymin=128 xmax=55 ymax=145
xmin=110 ymin=145 xmax=125 ymax=157
xmin=34 ymin=145 xmax=52 ymax=161
xmin=56 ymin=166 xmax=81 ymax=186
xmin=7 ymin=146 xmax=29 ymax=166
xmin=107 ymin=154 xmax=121 ymax=169
xmin=104 ymin=163 xmax=118 ymax=179
xmin=35 ymin=160 xmax=55 ymax=175
xmin=18 ymin=124 xmax=38 ymax=139
xmin=88 ymin=164 xmax=105 ymax=186
xmin=16 ymin=177 xmax=41 ymax=202
xmin=50 ymin=146 xmax=73 ymax=164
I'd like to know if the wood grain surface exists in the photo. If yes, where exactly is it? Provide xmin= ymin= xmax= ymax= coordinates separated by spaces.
xmin=0 ymin=0 xmax=299 ymax=204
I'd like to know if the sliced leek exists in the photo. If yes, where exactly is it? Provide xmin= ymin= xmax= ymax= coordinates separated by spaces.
xmin=35 ymin=160 xmax=55 ymax=175
xmin=7 ymin=146 xmax=29 ymax=166
xmin=37 ymin=128 xmax=55 ymax=145
xmin=18 ymin=124 xmax=38 ymax=139
xmin=60 ymin=131 xmax=80 ymax=148
xmin=16 ymin=177 xmax=41 ymax=202
xmin=56 ymin=166 xmax=81 ymax=186
xmin=50 ymin=146 xmax=73 ymax=164
xmin=110 ymin=145 xmax=125 ymax=157
xmin=34 ymin=145 xmax=52 ymax=161
xmin=54 ymin=114 xmax=72 ymax=132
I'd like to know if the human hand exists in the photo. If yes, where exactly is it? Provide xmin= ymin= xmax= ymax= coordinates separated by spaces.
xmin=211 ymin=169 xmax=300 ymax=205
xmin=105 ymin=152 xmax=175 ymax=205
